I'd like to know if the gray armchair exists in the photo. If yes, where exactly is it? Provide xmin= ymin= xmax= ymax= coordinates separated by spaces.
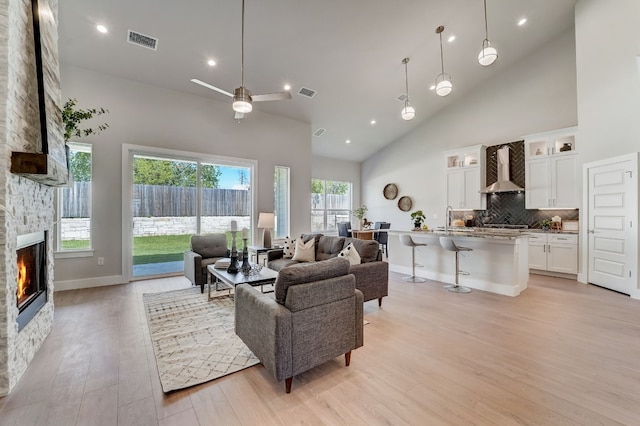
xmin=235 ymin=257 xmax=364 ymax=393
xmin=184 ymin=234 xmax=230 ymax=292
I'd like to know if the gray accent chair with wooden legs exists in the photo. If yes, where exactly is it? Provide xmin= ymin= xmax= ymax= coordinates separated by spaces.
xmin=235 ymin=257 xmax=364 ymax=393
xmin=184 ymin=234 xmax=230 ymax=292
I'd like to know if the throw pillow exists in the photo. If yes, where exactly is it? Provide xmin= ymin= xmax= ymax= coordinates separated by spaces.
xmin=338 ymin=242 xmax=361 ymax=266
xmin=283 ymin=236 xmax=296 ymax=259
xmin=291 ymin=237 xmax=315 ymax=262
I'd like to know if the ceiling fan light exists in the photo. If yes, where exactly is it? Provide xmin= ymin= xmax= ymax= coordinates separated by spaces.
xmin=401 ymin=104 xmax=415 ymax=121
xmin=233 ymin=100 xmax=252 ymax=113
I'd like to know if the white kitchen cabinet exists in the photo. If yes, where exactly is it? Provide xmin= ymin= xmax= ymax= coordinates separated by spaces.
xmin=524 ymin=127 xmax=580 ymax=209
xmin=528 ymin=233 xmax=578 ymax=275
xmin=445 ymin=145 xmax=486 ymax=210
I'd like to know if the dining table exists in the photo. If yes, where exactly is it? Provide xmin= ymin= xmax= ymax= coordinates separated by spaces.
xmin=352 ymin=229 xmax=376 ymax=240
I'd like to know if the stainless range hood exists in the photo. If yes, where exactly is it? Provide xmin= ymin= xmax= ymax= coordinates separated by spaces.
xmin=481 ymin=146 xmax=524 ymax=193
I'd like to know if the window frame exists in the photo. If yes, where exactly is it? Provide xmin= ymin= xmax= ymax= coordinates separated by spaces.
xmin=55 ymin=142 xmax=94 ymax=258
xmin=311 ymin=179 xmax=352 ymax=232
xmin=274 ymin=166 xmax=290 ymax=239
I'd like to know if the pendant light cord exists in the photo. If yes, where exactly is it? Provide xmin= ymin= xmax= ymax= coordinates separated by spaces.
xmin=483 ymin=0 xmax=489 ymax=41
xmin=404 ymin=59 xmax=410 ymax=102
xmin=241 ymin=0 xmax=245 ymax=87
xmin=439 ymin=31 xmax=445 ymax=75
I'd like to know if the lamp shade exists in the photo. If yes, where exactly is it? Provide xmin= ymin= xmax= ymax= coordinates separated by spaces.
xmin=435 ymin=78 xmax=453 ymax=97
xmin=401 ymin=104 xmax=415 ymax=121
xmin=258 ymin=212 xmax=275 ymax=229
xmin=478 ymin=45 xmax=498 ymax=66
xmin=233 ymin=100 xmax=252 ymax=113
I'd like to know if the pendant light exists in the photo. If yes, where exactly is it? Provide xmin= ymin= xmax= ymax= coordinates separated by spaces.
xmin=401 ymin=58 xmax=415 ymax=120
xmin=478 ymin=0 xmax=498 ymax=66
xmin=434 ymin=26 xmax=453 ymax=97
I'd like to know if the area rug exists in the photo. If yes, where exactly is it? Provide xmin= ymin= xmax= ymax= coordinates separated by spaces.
xmin=143 ymin=287 xmax=259 ymax=393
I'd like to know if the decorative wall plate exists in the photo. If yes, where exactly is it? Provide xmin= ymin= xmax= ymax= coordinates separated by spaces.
xmin=397 ymin=196 xmax=412 ymax=212
xmin=383 ymin=183 xmax=398 ymax=200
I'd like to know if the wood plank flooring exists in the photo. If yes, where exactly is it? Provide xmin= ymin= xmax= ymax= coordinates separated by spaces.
xmin=1 ymin=272 xmax=639 ymax=425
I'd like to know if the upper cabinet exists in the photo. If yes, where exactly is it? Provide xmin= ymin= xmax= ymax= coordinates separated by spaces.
xmin=444 ymin=145 xmax=486 ymax=210
xmin=524 ymin=127 xmax=580 ymax=209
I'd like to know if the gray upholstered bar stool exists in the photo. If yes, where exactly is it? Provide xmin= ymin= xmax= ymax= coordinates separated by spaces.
xmin=439 ymin=236 xmax=472 ymax=293
xmin=399 ymin=234 xmax=427 ymax=283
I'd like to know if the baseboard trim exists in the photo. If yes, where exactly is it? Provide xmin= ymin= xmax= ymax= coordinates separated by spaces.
xmin=54 ymin=275 xmax=127 ymax=292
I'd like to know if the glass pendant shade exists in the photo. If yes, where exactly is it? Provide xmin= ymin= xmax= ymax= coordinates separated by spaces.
xmin=435 ymin=74 xmax=453 ymax=97
xmin=478 ymin=41 xmax=498 ymax=66
xmin=401 ymin=103 xmax=415 ymax=120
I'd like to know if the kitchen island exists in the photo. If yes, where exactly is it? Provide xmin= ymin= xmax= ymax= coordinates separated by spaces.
xmin=388 ymin=229 xmax=529 ymax=296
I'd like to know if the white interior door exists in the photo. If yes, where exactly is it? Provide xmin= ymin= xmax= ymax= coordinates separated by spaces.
xmin=587 ymin=158 xmax=637 ymax=294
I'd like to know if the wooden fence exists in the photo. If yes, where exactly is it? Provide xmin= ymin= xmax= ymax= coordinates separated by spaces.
xmin=62 ymin=183 xmax=250 ymax=217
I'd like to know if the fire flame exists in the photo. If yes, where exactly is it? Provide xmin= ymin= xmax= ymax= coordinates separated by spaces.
xmin=17 ymin=256 xmax=28 ymax=300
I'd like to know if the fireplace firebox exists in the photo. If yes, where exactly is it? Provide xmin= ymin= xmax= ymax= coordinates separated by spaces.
xmin=16 ymin=231 xmax=47 ymax=331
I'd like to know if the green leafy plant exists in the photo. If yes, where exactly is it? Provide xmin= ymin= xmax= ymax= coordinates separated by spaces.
xmin=351 ymin=205 xmax=368 ymax=221
xmin=410 ymin=210 xmax=426 ymax=229
xmin=540 ymin=218 xmax=552 ymax=229
xmin=62 ymin=98 xmax=109 ymax=142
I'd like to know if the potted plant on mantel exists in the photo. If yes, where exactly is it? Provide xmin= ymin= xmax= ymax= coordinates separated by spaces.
xmin=351 ymin=205 xmax=368 ymax=230
xmin=62 ymin=98 xmax=109 ymax=143
xmin=410 ymin=210 xmax=426 ymax=230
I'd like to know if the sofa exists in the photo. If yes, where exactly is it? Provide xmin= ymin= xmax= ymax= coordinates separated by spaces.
xmin=267 ymin=233 xmax=389 ymax=306
xmin=184 ymin=234 xmax=230 ymax=292
xmin=235 ymin=257 xmax=363 ymax=393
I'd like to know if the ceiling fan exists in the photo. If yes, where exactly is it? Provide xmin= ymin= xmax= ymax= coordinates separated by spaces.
xmin=191 ymin=0 xmax=291 ymax=119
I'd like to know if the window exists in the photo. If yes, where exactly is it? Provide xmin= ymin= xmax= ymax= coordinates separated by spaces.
xmin=274 ymin=167 xmax=290 ymax=239
xmin=311 ymin=179 xmax=352 ymax=232
xmin=57 ymin=142 xmax=92 ymax=252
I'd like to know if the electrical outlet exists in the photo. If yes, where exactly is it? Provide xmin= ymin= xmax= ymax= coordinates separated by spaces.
xmin=97 ymin=257 xmax=104 ymax=265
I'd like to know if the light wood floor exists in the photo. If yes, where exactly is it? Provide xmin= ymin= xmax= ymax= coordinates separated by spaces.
xmin=1 ymin=272 xmax=640 ymax=425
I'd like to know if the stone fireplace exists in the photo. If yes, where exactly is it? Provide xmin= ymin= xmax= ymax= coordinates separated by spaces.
xmin=0 ymin=0 xmax=64 ymax=396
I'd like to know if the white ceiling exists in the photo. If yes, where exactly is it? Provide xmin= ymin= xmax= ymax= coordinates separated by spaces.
xmin=58 ymin=0 xmax=577 ymax=162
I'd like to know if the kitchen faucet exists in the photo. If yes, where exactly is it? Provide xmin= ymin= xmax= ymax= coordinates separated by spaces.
xmin=445 ymin=205 xmax=453 ymax=233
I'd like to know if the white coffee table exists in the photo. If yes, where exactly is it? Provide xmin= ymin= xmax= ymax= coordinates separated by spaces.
xmin=206 ymin=263 xmax=278 ymax=300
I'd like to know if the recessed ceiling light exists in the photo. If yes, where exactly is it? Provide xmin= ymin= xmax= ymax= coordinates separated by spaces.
xmin=429 ymin=85 xmax=436 ymax=91
xmin=518 ymin=18 xmax=527 ymax=26
xmin=345 ymin=139 xmax=351 ymax=144
xmin=448 ymin=35 xmax=456 ymax=43
xmin=96 ymin=24 xmax=108 ymax=34
xmin=284 ymin=84 xmax=291 ymax=91
xmin=370 ymin=120 xmax=376 ymax=125
xmin=207 ymin=59 xmax=216 ymax=66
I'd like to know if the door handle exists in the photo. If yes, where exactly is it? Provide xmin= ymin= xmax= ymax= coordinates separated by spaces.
xmin=587 ymin=230 xmax=595 ymax=234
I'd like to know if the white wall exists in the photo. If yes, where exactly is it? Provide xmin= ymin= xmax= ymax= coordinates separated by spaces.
xmin=56 ymin=65 xmax=311 ymax=285
xmin=575 ymin=0 xmax=640 ymax=163
xmin=362 ymin=29 xmax=578 ymax=231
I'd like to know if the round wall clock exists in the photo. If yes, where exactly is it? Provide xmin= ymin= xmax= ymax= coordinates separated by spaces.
xmin=383 ymin=183 xmax=398 ymax=200
xmin=397 ymin=196 xmax=412 ymax=212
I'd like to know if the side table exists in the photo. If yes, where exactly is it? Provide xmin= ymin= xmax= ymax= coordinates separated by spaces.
xmin=247 ymin=245 xmax=272 ymax=265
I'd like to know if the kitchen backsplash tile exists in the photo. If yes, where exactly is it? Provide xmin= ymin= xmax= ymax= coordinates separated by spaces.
xmin=451 ymin=140 xmax=579 ymax=229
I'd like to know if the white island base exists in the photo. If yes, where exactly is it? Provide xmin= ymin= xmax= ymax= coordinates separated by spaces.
xmin=388 ymin=231 xmax=529 ymax=297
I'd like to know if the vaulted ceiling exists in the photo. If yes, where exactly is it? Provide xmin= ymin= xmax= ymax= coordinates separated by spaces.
xmin=58 ymin=0 xmax=577 ymax=162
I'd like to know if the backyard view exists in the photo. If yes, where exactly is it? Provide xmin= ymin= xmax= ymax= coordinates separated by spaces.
xmin=60 ymin=152 xmax=252 ymax=277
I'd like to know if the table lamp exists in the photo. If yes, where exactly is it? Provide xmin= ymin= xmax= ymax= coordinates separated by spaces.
xmin=258 ymin=212 xmax=275 ymax=248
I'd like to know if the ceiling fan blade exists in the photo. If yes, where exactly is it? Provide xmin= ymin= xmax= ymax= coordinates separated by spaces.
xmin=234 ymin=111 xmax=245 ymax=119
xmin=252 ymin=91 xmax=292 ymax=102
xmin=190 ymin=79 xmax=234 ymax=98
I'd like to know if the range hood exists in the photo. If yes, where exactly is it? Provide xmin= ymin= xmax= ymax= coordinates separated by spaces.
xmin=481 ymin=146 xmax=525 ymax=193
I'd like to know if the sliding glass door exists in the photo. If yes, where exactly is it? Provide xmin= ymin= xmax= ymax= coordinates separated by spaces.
xmin=125 ymin=146 xmax=255 ymax=280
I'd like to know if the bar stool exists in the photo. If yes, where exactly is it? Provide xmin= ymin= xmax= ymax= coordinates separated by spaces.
xmin=399 ymin=234 xmax=427 ymax=283
xmin=439 ymin=236 xmax=472 ymax=293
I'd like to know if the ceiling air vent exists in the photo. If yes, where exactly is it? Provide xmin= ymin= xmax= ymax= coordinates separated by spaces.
xmin=298 ymin=87 xmax=317 ymax=98
xmin=313 ymin=128 xmax=326 ymax=137
xmin=396 ymin=93 xmax=408 ymax=102
xmin=127 ymin=30 xmax=158 ymax=50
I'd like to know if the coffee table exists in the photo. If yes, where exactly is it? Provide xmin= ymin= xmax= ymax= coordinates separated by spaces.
xmin=206 ymin=264 xmax=278 ymax=300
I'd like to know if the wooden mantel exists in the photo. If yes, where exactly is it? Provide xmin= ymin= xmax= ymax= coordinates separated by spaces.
xmin=10 ymin=152 xmax=69 ymax=186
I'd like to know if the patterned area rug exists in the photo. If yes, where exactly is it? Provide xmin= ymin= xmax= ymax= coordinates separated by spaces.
xmin=143 ymin=287 xmax=259 ymax=393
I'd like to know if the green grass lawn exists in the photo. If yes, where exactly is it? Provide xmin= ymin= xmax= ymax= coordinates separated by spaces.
xmin=62 ymin=232 xmax=247 ymax=265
